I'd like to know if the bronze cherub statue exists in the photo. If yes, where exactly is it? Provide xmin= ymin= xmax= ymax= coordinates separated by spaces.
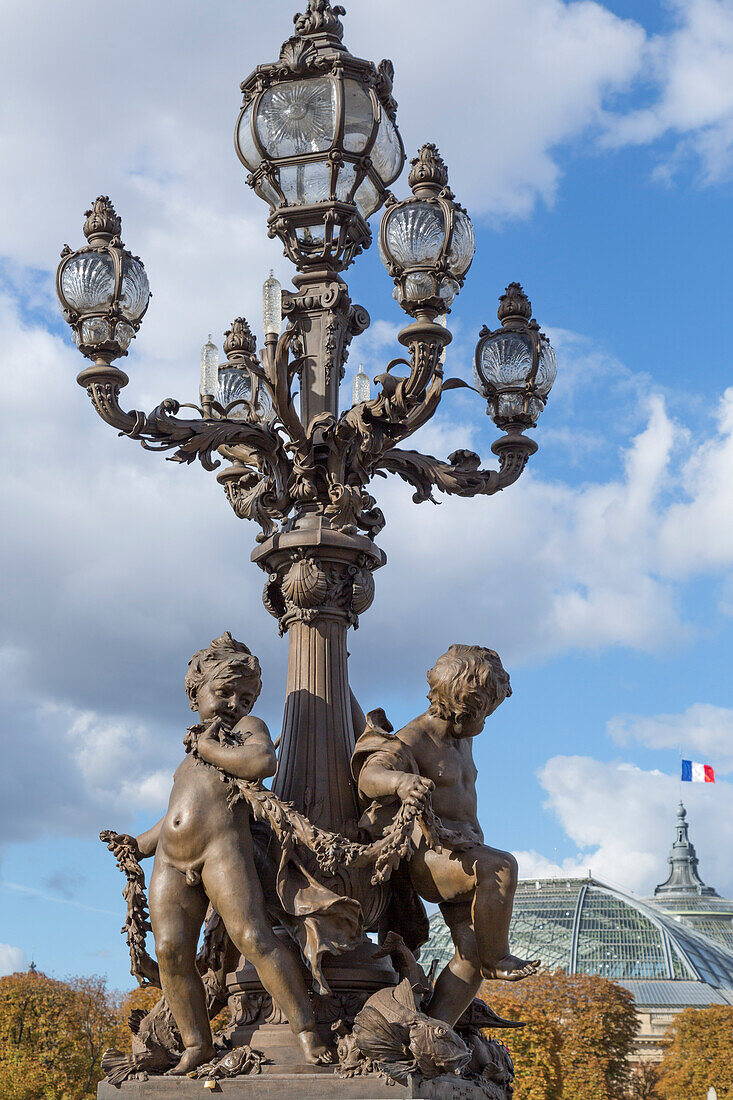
xmin=106 ymin=633 xmax=333 ymax=1074
xmin=353 ymin=644 xmax=540 ymax=1026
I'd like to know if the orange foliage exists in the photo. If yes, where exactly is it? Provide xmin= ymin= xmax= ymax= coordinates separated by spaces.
xmin=655 ymin=1004 xmax=733 ymax=1100
xmin=480 ymin=969 xmax=638 ymax=1100
xmin=0 ymin=969 xmax=118 ymax=1099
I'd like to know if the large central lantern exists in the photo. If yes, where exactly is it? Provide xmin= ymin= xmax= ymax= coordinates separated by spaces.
xmin=234 ymin=1 xmax=404 ymax=270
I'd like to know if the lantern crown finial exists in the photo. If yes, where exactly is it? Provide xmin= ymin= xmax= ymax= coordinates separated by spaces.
xmin=293 ymin=0 xmax=346 ymax=42
xmin=83 ymin=196 xmax=122 ymax=245
xmin=224 ymin=317 xmax=258 ymax=363
xmin=497 ymin=283 xmax=532 ymax=325
xmin=408 ymin=144 xmax=449 ymax=196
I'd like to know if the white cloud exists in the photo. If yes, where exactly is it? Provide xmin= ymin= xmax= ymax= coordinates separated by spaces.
xmin=603 ymin=0 xmax=733 ymax=183
xmin=658 ymin=388 xmax=733 ymax=574
xmin=609 ymin=703 xmax=733 ymax=774
xmin=518 ymin=754 xmax=733 ymax=896
xmin=0 ymin=943 xmax=27 ymax=977
xmin=347 ymin=0 xmax=645 ymax=216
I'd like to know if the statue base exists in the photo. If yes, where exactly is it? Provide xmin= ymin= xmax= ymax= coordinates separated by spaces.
xmin=97 ymin=1070 xmax=490 ymax=1098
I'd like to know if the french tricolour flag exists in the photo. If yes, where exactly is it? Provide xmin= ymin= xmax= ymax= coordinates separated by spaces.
xmin=681 ymin=760 xmax=715 ymax=783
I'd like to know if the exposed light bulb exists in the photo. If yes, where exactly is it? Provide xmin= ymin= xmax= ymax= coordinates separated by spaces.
xmin=352 ymin=364 xmax=370 ymax=406
xmin=200 ymin=334 xmax=219 ymax=399
xmin=263 ymin=270 xmax=282 ymax=336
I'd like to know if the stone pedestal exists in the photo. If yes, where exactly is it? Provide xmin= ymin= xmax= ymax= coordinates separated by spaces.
xmin=226 ymin=939 xmax=398 ymax=1065
xmin=97 ymin=1070 xmax=489 ymax=1099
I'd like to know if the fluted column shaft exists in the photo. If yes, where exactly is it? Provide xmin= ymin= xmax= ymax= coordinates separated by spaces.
xmin=252 ymin=516 xmax=384 ymax=833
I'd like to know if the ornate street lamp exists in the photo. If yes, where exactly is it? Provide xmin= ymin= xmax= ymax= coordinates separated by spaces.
xmin=56 ymin=0 xmax=558 ymax=1076
xmin=57 ymin=0 xmax=556 ymax=829
xmin=474 ymin=282 xmax=557 ymax=428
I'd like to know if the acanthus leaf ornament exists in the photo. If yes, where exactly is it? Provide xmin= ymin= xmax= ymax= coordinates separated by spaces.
xmin=292 ymin=0 xmax=346 ymax=40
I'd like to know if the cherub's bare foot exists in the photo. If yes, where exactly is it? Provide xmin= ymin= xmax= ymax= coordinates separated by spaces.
xmin=297 ymin=1027 xmax=333 ymax=1065
xmin=482 ymin=955 xmax=541 ymax=982
xmin=167 ymin=1043 xmax=217 ymax=1075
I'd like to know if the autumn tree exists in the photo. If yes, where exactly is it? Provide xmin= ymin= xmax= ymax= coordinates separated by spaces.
xmin=0 ymin=968 xmax=119 ymax=1100
xmin=481 ymin=969 xmax=638 ymax=1100
xmin=655 ymin=1004 xmax=733 ymax=1100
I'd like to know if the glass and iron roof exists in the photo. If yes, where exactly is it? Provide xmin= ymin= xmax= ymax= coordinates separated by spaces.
xmin=421 ymin=876 xmax=733 ymax=995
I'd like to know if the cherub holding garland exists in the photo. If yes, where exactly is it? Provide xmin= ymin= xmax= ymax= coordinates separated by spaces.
xmin=352 ymin=644 xmax=540 ymax=1027
xmin=115 ymin=632 xmax=339 ymax=1074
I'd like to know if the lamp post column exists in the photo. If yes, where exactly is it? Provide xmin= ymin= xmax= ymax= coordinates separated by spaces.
xmin=252 ymin=521 xmax=384 ymax=833
xmin=252 ymin=272 xmax=375 ymax=832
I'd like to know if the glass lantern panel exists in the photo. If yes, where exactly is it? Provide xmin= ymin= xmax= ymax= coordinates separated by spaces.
xmin=61 ymin=252 xmax=115 ymax=311
xmin=115 ymin=322 xmax=135 ymax=350
xmin=477 ymin=331 xmax=533 ymax=390
xmin=257 ymin=174 xmax=280 ymax=208
xmin=354 ymin=175 xmax=382 ymax=219
xmin=81 ymin=317 xmax=112 ymax=344
xmin=278 ymin=162 xmax=332 ymax=205
xmin=494 ymin=392 xmax=542 ymax=424
xmin=370 ymin=109 xmax=403 ymax=185
xmin=342 ymin=79 xmax=375 ymax=153
xmin=218 ymin=366 xmax=274 ymax=422
xmin=448 ymin=211 xmax=475 ymax=276
xmin=295 ymin=225 xmax=326 ymax=248
xmin=257 ymin=77 xmax=337 ymax=157
xmin=335 ymin=162 xmax=357 ymax=202
xmin=120 ymin=255 xmax=150 ymax=321
xmin=536 ymin=341 xmax=557 ymax=397
xmin=382 ymin=202 xmax=445 ymax=268
xmin=236 ymin=102 xmax=262 ymax=171
xmin=403 ymin=273 xmax=437 ymax=301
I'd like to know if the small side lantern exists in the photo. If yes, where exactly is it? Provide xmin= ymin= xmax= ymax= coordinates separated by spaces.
xmin=474 ymin=284 xmax=556 ymax=429
xmin=56 ymin=197 xmax=150 ymax=361
xmin=378 ymin=144 xmax=475 ymax=317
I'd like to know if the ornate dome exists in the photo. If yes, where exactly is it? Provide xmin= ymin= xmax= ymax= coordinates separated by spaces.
xmin=647 ymin=802 xmax=733 ymax=950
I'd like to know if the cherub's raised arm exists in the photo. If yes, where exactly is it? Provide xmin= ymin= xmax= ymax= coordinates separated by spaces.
xmin=359 ymin=760 xmax=434 ymax=806
xmin=196 ymin=716 xmax=276 ymax=781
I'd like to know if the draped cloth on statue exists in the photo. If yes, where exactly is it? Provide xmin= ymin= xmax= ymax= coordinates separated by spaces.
xmin=225 ymin=788 xmax=364 ymax=997
xmin=351 ymin=711 xmax=430 ymax=953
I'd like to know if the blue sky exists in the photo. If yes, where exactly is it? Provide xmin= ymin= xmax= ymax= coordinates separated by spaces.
xmin=1 ymin=0 xmax=733 ymax=991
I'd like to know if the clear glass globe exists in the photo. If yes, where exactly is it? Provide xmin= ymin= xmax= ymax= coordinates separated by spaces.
xmin=218 ymin=366 xmax=274 ymax=423
xmin=476 ymin=331 xmax=557 ymax=397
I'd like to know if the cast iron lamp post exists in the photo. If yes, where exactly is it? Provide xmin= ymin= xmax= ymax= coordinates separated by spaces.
xmin=57 ymin=0 xmax=556 ymax=841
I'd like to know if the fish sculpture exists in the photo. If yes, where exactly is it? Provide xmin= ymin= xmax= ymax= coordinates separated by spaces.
xmin=101 ymin=998 xmax=181 ymax=1083
xmin=351 ymin=978 xmax=472 ymax=1084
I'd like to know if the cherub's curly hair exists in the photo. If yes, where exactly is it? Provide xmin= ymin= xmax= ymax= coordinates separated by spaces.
xmin=184 ymin=632 xmax=262 ymax=711
xmin=426 ymin=644 xmax=511 ymax=722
